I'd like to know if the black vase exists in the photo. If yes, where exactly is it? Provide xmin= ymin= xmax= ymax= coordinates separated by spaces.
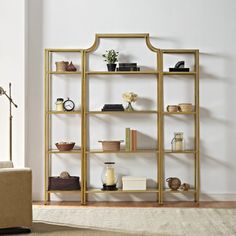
xmin=107 ymin=63 xmax=117 ymax=71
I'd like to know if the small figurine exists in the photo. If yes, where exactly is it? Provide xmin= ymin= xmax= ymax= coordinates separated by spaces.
xmin=180 ymin=183 xmax=190 ymax=191
xmin=66 ymin=62 xmax=77 ymax=71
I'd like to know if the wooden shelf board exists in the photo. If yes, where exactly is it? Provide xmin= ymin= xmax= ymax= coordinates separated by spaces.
xmin=87 ymin=110 xmax=157 ymax=115
xmin=86 ymin=188 xmax=159 ymax=194
xmin=164 ymin=189 xmax=196 ymax=194
xmin=48 ymin=111 xmax=81 ymax=114
xmin=163 ymin=111 xmax=196 ymax=115
xmin=48 ymin=71 xmax=81 ymax=74
xmin=47 ymin=190 xmax=81 ymax=194
xmin=49 ymin=149 xmax=82 ymax=154
xmin=164 ymin=150 xmax=196 ymax=154
xmin=86 ymin=71 xmax=158 ymax=75
xmin=162 ymin=49 xmax=198 ymax=54
xmin=163 ymin=72 xmax=196 ymax=76
xmin=86 ymin=149 xmax=158 ymax=154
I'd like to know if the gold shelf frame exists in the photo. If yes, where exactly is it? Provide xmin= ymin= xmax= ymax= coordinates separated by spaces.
xmin=44 ymin=34 xmax=200 ymax=205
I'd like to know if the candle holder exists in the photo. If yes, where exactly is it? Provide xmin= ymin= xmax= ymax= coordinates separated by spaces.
xmin=101 ymin=162 xmax=118 ymax=191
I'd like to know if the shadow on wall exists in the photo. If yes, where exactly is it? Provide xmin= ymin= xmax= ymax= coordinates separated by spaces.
xmin=26 ymin=0 xmax=44 ymax=200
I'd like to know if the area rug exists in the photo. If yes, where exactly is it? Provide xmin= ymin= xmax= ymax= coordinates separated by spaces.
xmin=33 ymin=207 xmax=236 ymax=236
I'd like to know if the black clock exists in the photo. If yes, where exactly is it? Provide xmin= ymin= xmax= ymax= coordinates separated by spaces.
xmin=63 ymin=98 xmax=75 ymax=111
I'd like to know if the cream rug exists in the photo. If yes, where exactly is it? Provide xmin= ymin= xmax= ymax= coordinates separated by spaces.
xmin=33 ymin=207 xmax=236 ymax=236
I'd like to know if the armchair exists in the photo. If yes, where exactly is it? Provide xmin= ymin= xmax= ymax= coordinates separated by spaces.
xmin=0 ymin=161 xmax=32 ymax=233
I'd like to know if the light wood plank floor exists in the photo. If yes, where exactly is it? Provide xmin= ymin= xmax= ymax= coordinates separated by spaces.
xmin=33 ymin=201 xmax=236 ymax=208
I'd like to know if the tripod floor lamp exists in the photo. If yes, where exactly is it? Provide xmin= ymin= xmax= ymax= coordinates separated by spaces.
xmin=0 ymin=83 xmax=17 ymax=161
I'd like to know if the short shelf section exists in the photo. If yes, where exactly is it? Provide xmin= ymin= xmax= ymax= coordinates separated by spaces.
xmin=163 ymin=111 xmax=196 ymax=115
xmin=86 ymin=71 xmax=158 ymax=75
xmin=48 ymin=110 xmax=81 ymax=115
xmin=164 ymin=150 xmax=196 ymax=154
xmin=164 ymin=189 xmax=196 ymax=194
xmin=87 ymin=111 xmax=157 ymax=115
xmin=49 ymin=149 xmax=82 ymax=154
xmin=163 ymin=72 xmax=196 ymax=76
xmin=47 ymin=190 xmax=81 ymax=194
xmin=48 ymin=71 xmax=81 ymax=75
xmin=86 ymin=188 xmax=159 ymax=194
xmin=86 ymin=149 xmax=158 ymax=154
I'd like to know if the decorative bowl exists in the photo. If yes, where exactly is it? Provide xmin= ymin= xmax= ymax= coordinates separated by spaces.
xmin=55 ymin=142 xmax=75 ymax=151
xmin=178 ymin=103 xmax=193 ymax=112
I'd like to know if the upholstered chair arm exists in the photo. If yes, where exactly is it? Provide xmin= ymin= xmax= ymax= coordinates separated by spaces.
xmin=0 ymin=168 xmax=32 ymax=229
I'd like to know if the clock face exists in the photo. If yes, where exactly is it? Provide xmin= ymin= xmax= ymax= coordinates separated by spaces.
xmin=63 ymin=99 xmax=75 ymax=111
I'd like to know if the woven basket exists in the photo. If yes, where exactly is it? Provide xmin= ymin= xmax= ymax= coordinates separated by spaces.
xmin=98 ymin=140 xmax=123 ymax=151
xmin=167 ymin=105 xmax=179 ymax=112
xmin=55 ymin=61 xmax=69 ymax=72
xmin=178 ymin=103 xmax=193 ymax=112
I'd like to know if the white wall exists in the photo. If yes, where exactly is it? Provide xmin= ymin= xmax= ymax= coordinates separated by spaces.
xmin=25 ymin=0 xmax=236 ymax=201
xmin=0 ymin=0 xmax=26 ymax=167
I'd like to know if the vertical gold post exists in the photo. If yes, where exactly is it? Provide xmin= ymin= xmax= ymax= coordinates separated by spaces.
xmin=82 ymin=51 xmax=88 ymax=204
xmin=44 ymin=49 xmax=50 ymax=204
xmin=194 ymin=50 xmax=200 ymax=202
xmin=158 ymin=50 xmax=164 ymax=204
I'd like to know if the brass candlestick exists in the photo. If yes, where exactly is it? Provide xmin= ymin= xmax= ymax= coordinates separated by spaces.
xmin=0 ymin=83 xmax=18 ymax=161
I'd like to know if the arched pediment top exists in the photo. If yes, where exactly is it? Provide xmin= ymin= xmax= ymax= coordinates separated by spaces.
xmin=85 ymin=33 xmax=159 ymax=53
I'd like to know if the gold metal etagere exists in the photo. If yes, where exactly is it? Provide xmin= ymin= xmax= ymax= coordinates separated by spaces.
xmin=44 ymin=49 xmax=84 ymax=204
xmin=44 ymin=34 xmax=200 ymax=205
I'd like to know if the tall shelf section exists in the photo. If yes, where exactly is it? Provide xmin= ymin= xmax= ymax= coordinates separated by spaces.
xmin=82 ymin=34 xmax=161 ymax=204
xmin=159 ymin=49 xmax=200 ymax=203
xmin=44 ymin=49 xmax=84 ymax=204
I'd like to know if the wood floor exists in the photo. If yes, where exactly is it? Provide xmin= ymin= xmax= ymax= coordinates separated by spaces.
xmin=33 ymin=201 xmax=236 ymax=208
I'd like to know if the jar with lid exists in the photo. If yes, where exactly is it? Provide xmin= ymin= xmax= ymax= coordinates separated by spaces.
xmin=171 ymin=132 xmax=184 ymax=151
xmin=101 ymin=162 xmax=118 ymax=191
xmin=55 ymin=98 xmax=64 ymax=111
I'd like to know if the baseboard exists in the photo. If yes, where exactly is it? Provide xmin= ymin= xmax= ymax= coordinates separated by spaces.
xmin=200 ymin=193 xmax=236 ymax=201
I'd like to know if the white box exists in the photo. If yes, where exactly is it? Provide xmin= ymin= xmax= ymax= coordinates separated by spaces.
xmin=122 ymin=176 xmax=147 ymax=190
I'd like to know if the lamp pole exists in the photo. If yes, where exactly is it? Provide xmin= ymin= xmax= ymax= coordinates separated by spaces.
xmin=0 ymin=83 xmax=17 ymax=161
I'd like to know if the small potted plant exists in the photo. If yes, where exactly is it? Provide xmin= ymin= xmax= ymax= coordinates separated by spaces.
xmin=102 ymin=49 xmax=119 ymax=71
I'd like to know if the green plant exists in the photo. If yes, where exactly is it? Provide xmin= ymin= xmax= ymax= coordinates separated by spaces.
xmin=102 ymin=49 xmax=119 ymax=64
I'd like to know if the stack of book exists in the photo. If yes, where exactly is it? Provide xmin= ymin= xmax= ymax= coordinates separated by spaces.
xmin=117 ymin=63 xmax=140 ymax=71
xmin=125 ymin=128 xmax=137 ymax=151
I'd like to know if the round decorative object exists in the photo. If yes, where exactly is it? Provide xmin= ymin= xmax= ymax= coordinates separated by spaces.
xmin=63 ymin=98 xmax=75 ymax=111
xmin=98 ymin=140 xmax=124 ymax=151
xmin=166 ymin=177 xmax=181 ymax=190
xmin=60 ymin=171 xmax=71 ymax=179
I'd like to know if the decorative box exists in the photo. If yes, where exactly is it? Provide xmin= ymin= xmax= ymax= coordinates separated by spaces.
xmin=122 ymin=176 xmax=146 ymax=190
xmin=48 ymin=176 xmax=81 ymax=191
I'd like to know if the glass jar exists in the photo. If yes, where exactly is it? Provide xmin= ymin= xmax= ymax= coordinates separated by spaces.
xmin=101 ymin=162 xmax=118 ymax=190
xmin=171 ymin=132 xmax=184 ymax=151
xmin=55 ymin=98 xmax=64 ymax=111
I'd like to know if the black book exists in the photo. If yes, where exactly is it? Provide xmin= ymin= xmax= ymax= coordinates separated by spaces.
xmin=169 ymin=68 xmax=190 ymax=72
xmin=102 ymin=104 xmax=124 ymax=111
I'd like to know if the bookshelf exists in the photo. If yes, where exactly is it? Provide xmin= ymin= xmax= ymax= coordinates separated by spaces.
xmin=44 ymin=34 xmax=200 ymax=205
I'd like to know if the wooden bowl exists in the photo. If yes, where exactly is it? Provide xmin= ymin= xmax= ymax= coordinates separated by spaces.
xmin=55 ymin=142 xmax=75 ymax=151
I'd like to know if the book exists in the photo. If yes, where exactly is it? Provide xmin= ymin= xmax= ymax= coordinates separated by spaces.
xmin=125 ymin=128 xmax=130 ymax=151
xmin=131 ymin=130 xmax=137 ymax=151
